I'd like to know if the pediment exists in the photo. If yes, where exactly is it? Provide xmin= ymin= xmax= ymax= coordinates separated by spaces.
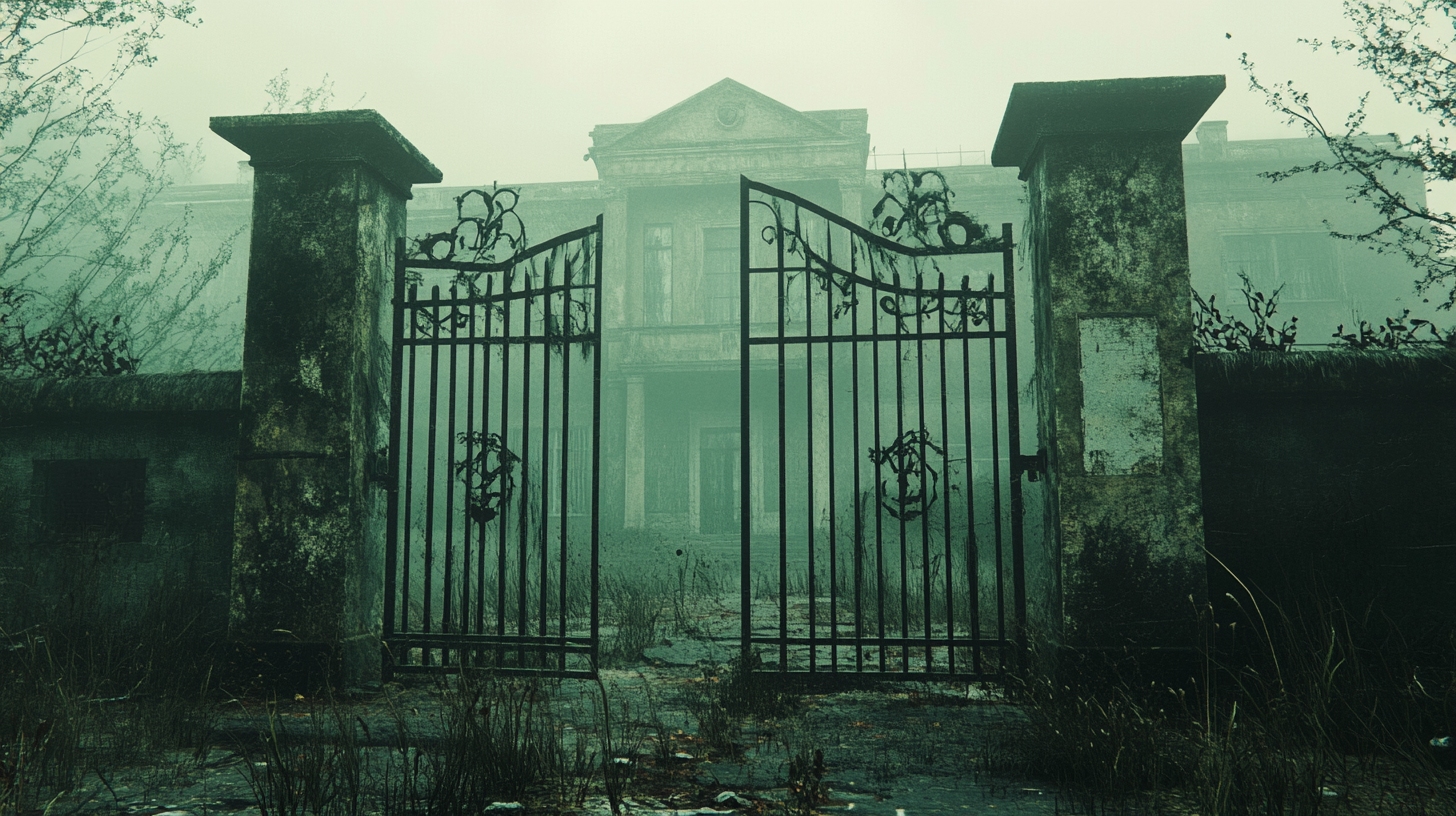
xmin=597 ymin=79 xmax=854 ymax=151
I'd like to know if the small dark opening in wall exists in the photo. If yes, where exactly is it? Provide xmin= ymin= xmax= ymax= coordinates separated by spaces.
xmin=33 ymin=459 xmax=146 ymax=543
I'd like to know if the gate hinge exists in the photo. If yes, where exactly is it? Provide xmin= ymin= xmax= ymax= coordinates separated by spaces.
xmin=367 ymin=446 xmax=391 ymax=485
xmin=1014 ymin=448 xmax=1047 ymax=482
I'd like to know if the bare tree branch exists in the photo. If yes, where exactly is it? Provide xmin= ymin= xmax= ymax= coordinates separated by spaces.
xmin=1241 ymin=0 xmax=1456 ymax=309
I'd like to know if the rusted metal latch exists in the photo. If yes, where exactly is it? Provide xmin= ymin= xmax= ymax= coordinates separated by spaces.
xmin=1014 ymin=448 xmax=1047 ymax=481
xmin=367 ymin=446 xmax=391 ymax=484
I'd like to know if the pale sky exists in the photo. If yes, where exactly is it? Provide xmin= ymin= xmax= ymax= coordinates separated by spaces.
xmin=99 ymin=0 xmax=1446 ymax=198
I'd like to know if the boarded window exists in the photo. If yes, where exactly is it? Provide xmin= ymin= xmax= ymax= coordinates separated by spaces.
xmin=33 ymin=459 xmax=146 ymax=542
xmin=644 ymin=224 xmax=673 ymax=325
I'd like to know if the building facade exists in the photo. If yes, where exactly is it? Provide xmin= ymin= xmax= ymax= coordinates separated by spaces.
xmin=61 ymin=78 xmax=1433 ymax=542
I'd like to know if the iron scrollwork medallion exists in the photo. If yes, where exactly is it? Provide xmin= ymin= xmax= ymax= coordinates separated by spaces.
xmin=455 ymin=431 xmax=519 ymax=526
xmin=868 ymin=429 xmax=944 ymax=522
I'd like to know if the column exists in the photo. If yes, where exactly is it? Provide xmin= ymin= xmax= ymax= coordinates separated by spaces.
xmin=991 ymin=76 xmax=1222 ymax=658
xmin=211 ymin=110 xmax=441 ymax=690
xmin=838 ymin=176 xmax=865 ymax=226
xmin=623 ymin=375 xmax=646 ymax=528
xmin=601 ymin=185 xmax=630 ymax=329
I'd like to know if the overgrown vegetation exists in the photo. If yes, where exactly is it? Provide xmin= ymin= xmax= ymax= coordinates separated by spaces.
xmin=1193 ymin=270 xmax=1455 ymax=352
xmin=1 ymin=1 xmax=242 ymax=377
xmin=1241 ymin=0 xmax=1456 ymax=310
xmin=1194 ymin=271 xmax=1300 ymax=352
xmin=997 ymin=561 xmax=1456 ymax=815
xmin=0 ymin=568 xmax=223 ymax=815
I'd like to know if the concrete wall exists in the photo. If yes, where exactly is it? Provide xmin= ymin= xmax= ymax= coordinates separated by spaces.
xmin=0 ymin=372 xmax=240 ymax=635
xmin=1195 ymin=348 xmax=1456 ymax=658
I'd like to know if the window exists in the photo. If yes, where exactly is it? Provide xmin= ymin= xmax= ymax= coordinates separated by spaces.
xmin=33 ymin=459 xmax=146 ymax=542
xmin=702 ymin=227 xmax=739 ymax=324
xmin=1222 ymin=233 xmax=1338 ymax=302
xmin=644 ymin=224 xmax=673 ymax=325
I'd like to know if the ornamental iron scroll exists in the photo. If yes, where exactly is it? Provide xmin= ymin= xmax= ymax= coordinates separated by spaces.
xmin=875 ymin=274 xmax=991 ymax=335
xmin=455 ymin=431 xmax=519 ymax=527
xmin=751 ymin=177 xmax=1001 ymax=333
xmin=411 ymin=186 xmax=527 ymax=266
xmin=870 ymin=166 xmax=1000 ymax=251
xmin=405 ymin=187 xmax=597 ymax=359
xmin=868 ymin=429 xmax=944 ymax=522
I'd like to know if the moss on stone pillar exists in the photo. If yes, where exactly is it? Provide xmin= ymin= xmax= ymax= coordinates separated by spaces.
xmin=211 ymin=110 xmax=441 ymax=691
xmin=993 ymin=77 xmax=1222 ymax=662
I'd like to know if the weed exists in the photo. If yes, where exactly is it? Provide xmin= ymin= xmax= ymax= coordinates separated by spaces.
xmin=0 ymin=565 xmax=223 ymax=815
xmin=995 ymin=553 xmax=1456 ymax=815
xmin=785 ymin=747 xmax=830 ymax=816
xmin=601 ymin=570 xmax=667 ymax=665
xmin=238 ymin=697 xmax=363 ymax=816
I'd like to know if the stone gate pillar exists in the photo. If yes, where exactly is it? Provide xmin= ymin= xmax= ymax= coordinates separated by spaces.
xmin=991 ymin=76 xmax=1223 ymax=663
xmin=211 ymin=111 xmax=442 ymax=690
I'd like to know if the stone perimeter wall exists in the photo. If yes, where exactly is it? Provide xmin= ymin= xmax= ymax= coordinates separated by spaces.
xmin=0 ymin=371 xmax=240 ymax=636
xmin=1195 ymin=348 xmax=1456 ymax=654
xmin=2 ymin=352 xmax=1453 ymax=650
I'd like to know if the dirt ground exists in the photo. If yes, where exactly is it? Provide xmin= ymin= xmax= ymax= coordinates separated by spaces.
xmin=44 ymin=657 xmax=1083 ymax=816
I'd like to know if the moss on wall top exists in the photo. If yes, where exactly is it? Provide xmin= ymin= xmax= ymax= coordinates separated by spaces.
xmin=0 ymin=370 xmax=241 ymax=422
xmin=1194 ymin=348 xmax=1456 ymax=397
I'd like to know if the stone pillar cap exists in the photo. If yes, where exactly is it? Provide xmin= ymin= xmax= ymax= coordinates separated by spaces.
xmin=991 ymin=75 xmax=1225 ymax=178
xmin=210 ymin=109 xmax=443 ymax=191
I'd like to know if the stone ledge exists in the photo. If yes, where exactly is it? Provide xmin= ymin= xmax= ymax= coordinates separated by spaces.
xmin=992 ymin=75 xmax=1225 ymax=176
xmin=0 ymin=370 xmax=241 ymax=419
xmin=211 ymin=109 xmax=442 ymax=192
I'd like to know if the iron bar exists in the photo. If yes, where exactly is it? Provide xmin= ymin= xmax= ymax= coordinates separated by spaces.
xmin=987 ymin=272 xmax=1006 ymax=671
xmin=805 ymin=209 xmax=817 ymax=673
xmin=558 ymin=259 xmax=572 ymax=675
xmin=539 ymin=267 xmax=553 ymax=668
xmin=444 ymin=287 xmax=461 ymax=666
xmin=1002 ymin=223 xmax=1028 ymax=663
xmin=384 ymin=238 xmax=407 ymax=680
xmin=872 ymin=258 xmax=886 ymax=674
xmin=463 ymin=289 xmax=476 ymax=667
xmin=589 ymin=215 xmax=604 ymax=672
xmin=894 ymin=272 xmax=908 ymax=674
xmin=960 ymin=276 xmax=981 ymax=676
xmin=938 ymin=272 xmax=953 ymax=675
xmin=739 ymin=178 xmax=753 ymax=661
xmin=825 ymin=220 xmax=838 ymax=673
xmin=476 ymin=275 xmax=496 ymax=665
xmin=916 ymin=273 xmax=932 ymax=674
xmin=777 ymin=202 xmax=789 ymax=673
xmin=402 ymin=283 xmax=420 ymax=664
xmin=497 ymin=269 xmax=512 ymax=668
xmin=518 ymin=270 xmax=534 ymax=668
xmin=423 ymin=285 xmax=442 ymax=666
xmin=744 ymin=330 xmax=1008 ymax=346
xmin=850 ymin=239 xmax=864 ymax=674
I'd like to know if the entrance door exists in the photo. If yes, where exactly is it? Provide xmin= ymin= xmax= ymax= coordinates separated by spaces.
xmin=699 ymin=428 xmax=740 ymax=533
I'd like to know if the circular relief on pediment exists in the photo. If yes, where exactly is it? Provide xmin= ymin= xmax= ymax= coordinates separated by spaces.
xmin=715 ymin=103 xmax=744 ymax=130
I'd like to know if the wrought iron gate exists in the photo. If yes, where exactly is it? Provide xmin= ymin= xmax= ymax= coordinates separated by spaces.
xmin=385 ymin=189 xmax=602 ymax=679
xmin=739 ymin=175 xmax=1028 ymax=680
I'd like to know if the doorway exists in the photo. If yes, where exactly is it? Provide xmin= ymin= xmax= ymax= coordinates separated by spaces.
xmin=698 ymin=428 xmax=740 ymax=533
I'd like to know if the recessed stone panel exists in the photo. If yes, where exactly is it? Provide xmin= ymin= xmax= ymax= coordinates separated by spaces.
xmin=1079 ymin=316 xmax=1162 ymax=475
